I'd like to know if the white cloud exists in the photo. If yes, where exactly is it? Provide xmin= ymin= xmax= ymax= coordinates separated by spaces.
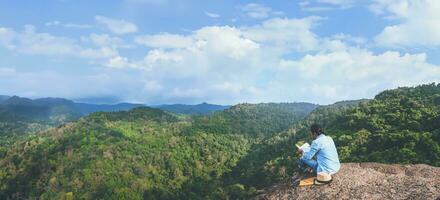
xmin=274 ymin=49 xmax=440 ymax=103
xmin=100 ymin=15 xmax=440 ymax=104
xmin=95 ymin=15 xmax=138 ymax=35
xmin=331 ymin=33 xmax=367 ymax=45
xmin=318 ymin=0 xmax=353 ymax=6
xmin=106 ymin=56 xmax=140 ymax=69
xmin=372 ymin=0 xmax=440 ymax=47
xmin=13 ymin=25 xmax=79 ymax=56
xmin=204 ymin=11 xmax=220 ymax=18
xmin=134 ymin=33 xmax=193 ymax=48
xmin=243 ymin=17 xmax=322 ymax=52
xmin=194 ymin=26 xmax=260 ymax=59
xmin=241 ymin=3 xmax=284 ymax=19
xmin=299 ymin=0 xmax=355 ymax=12
xmin=45 ymin=20 xmax=92 ymax=29
xmin=0 ymin=25 xmax=121 ymax=59
xmin=82 ymin=33 xmax=132 ymax=48
xmin=144 ymin=49 xmax=183 ymax=63
xmin=134 ymin=27 xmax=261 ymax=59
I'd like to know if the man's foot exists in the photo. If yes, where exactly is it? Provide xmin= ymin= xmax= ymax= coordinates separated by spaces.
xmin=291 ymin=176 xmax=301 ymax=187
xmin=290 ymin=169 xmax=306 ymax=187
xmin=291 ymin=168 xmax=315 ymax=187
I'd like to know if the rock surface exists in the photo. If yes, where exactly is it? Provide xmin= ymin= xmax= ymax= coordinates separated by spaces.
xmin=255 ymin=163 xmax=440 ymax=200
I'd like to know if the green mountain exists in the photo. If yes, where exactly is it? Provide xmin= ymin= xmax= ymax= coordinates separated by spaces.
xmin=0 ymin=103 xmax=316 ymax=199
xmin=221 ymin=99 xmax=368 ymax=196
xmin=152 ymin=103 xmax=231 ymax=115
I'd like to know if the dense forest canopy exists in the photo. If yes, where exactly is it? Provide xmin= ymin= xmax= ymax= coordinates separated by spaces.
xmin=187 ymin=103 xmax=319 ymax=137
xmin=0 ymin=103 xmax=316 ymax=199
xmin=0 ymin=83 xmax=439 ymax=199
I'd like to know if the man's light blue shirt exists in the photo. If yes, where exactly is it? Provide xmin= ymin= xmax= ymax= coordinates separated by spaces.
xmin=301 ymin=134 xmax=340 ymax=174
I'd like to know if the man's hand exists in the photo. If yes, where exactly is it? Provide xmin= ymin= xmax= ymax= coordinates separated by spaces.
xmin=298 ymin=148 xmax=303 ymax=154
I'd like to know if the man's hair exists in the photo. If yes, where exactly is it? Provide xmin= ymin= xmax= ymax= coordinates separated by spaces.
xmin=310 ymin=123 xmax=323 ymax=135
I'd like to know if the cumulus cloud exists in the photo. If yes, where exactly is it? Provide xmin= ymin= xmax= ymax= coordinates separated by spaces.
xmin=95 ymin=15 xmax=138 ymax=35
xmin=243 ymin=17 xmax=322 ymax=52
xmin=273 ymin=49 xmax=440 ymax=103
xmin=98 ymin=16 xmax=440 ymax=104
xmin=194 ymin=26 xmax=260 ymax=59
xmin=372 ymin=0 xmax=440 ymax=48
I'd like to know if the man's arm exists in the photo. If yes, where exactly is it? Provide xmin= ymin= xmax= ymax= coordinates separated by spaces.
xmin=301 ymin=140 xmax=320 ymax=160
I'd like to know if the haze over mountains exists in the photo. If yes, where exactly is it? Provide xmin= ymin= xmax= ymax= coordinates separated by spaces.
xmin=0 ymin=95 xmax=231 ymax=115
xmin=0 ymin=95 xmax=232 ymax=138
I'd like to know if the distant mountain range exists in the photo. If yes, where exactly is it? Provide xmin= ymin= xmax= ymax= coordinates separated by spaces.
xmin=152 ymin=102 xmax=231 ymax=115
xmin=0 ymin=95 xmax=234 ymax=136
xmin=0 ymin=96 xmax=145 ymax=136
xmin=1 ymin=95 xmax=144 ymax=115
xmin=0 ymin=95 xmax=232 ymax=116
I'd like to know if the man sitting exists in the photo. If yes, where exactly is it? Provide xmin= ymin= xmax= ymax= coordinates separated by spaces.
xmin=292 ymin=123 xmax=340 ymax=186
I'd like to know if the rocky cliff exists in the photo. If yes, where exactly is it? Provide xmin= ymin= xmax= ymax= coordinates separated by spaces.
xmin=255 ymin=163 xmax=440 ymax=200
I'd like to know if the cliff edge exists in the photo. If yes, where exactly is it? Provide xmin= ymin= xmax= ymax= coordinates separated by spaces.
xmin=255 ymin=163 xmax=440 ymax=200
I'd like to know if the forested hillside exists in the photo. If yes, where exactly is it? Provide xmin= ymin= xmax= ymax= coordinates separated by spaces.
xmin=221 ymin=99 xmax=368 ymax=198
xmin=188 ymin=103 xmax=319 ymax=138
xmin=0 ymin=103 xmax=315 ymax=199
xmin=223 ymin=84 xmax=440 ymax=198
xmin=329 ymin=84 xmax=440 ymax=165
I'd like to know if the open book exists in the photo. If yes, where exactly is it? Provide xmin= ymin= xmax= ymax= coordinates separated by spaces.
xmin=296 ymin=142 xmax=310 ymax=153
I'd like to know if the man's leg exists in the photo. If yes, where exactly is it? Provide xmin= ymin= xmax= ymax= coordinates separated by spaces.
xmin=291 ymin=157 xmax=318 ymax=186
xmin=298 ymin=156 xmax=318 ymax=173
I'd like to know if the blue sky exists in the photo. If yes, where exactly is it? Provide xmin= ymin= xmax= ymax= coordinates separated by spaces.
xmin=0 ymin=0 xmax=439 ymax=105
